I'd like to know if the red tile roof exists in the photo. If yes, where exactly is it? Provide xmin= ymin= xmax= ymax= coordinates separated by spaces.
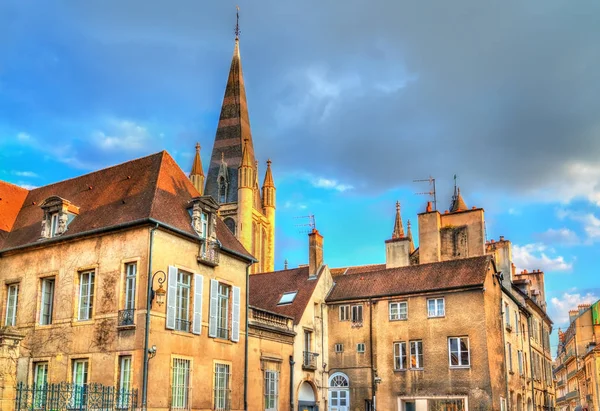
xmin=0 ymin=151 xmax=253 ymax=260
xmin=326 ymin=256 xmax=492 ymax=302
xmin=330 ymin=264 xmax=386 ymax=277
xmin=0 ymin=181 xmax=29 ymax=244
xmin=249 ymin=266 xmax=322 ymax=324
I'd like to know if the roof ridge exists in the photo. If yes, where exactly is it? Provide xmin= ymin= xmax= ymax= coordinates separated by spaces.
xmin=0 ymin=179 xmax=31 ymax=193
xmin=253 ymin=266 xmax=309 ymax=276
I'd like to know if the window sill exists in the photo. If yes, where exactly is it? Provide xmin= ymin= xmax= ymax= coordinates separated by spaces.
xmin=72 ymin=319 xmax=95 ymax=326
xmin=212 ymin=337 xmax=233 ymax=345
xmin=389 ymin=318 xmax=408 ymax=322
xmin=427 ymin=315 xmax=445 ymax=319
xmin=393 ymin=369 xmax=407 ymax=372
xmin=171 ymin=330 xmax=195 ymax=338
xmin=450 ymin=365 xmax=471 ymax=370
xmin=409 ymin=368 xmax=424 ymax=371
xmin=117 ymin=324 xmax=136 ymax=331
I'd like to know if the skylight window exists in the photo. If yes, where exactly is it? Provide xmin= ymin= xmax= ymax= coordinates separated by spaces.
xmin=278 ymin=291 xmax=298 ymax=305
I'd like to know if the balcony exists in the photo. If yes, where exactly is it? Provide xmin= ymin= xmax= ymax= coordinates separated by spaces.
xmin=556 ymin=379 xmax=565 ymax=388
xmin=249 ymin=307 xmax=294 ymax=332
xmin=565 ymin=390 xmax=578 ymax=400
xmin=567 ymin=370 xmax=578 ymax=380
xmin=302 ymin=351 xmax=318 ymax=370
xmin=118 ymin=308 xmax=135 ymax=328
xmin=197 ymin=241 xmax=219 ymax=266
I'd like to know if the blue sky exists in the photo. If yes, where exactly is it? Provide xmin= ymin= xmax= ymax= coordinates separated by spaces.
xmin=1 ymin=0 xmax=599 ymax=354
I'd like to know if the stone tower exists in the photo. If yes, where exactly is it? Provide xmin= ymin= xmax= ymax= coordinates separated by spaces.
xmin=200 ymin=25 xmax=275 ymax=273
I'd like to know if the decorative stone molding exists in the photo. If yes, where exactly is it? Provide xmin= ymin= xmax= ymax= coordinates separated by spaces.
xmin=39 ymin=196 xmax=79 ymax=239
xmin=188 ymin=195 xmax=220 ymax=241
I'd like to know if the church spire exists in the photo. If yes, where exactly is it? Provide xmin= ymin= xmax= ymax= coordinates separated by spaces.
xmin=189 ymin=142 xmax=205 ymax=195
xmin=204 ymin=7 xmax=257 ymax=203
xmin=450 ymin=175 xmax=468 ymax=212
xmin=392 ymin=201 xmax=405 ymax=239
xmin=406 ymin=219 xmax=415 ymax=253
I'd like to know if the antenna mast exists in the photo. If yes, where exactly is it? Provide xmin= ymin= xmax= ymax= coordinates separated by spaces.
xmin=294 ymin=215 xmax=316 ymax=234
xmin=413 ymin=176 xmax=437 ymax=211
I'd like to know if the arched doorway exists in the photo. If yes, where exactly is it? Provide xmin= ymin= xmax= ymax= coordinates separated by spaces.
xmin=298 ymin=381 xmax=317 ymax=411
xmin=329 ymin=373 xmax=350 ymax=411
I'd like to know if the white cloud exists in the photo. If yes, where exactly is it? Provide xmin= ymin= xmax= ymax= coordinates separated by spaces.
xmin=535 ymin=161 xmax=600 ymax=206
xmin=512 ymin=243 xmax=573 ymax=272
xmin=11 ymin=171 xmax=38 ymax=178
xmin=550 ymin=291 xmax=599 ymax=326
xmin=508 ymin=208 xmax=521 ymax=216
xmin=555 ymin=209 xmax=600 ymax=242
xmin=17 ymin=132 xmax=32 ymax=142
xmin=15 ymin=182 xmax=37 ymax=190
xmin=283 ymin=200 xmax=308 ymax=210
xmin=313 ymin=177 xmax=354 ymax=192
xmin=536 ymin=228 xmax=580 ymax=246
xmin=93 ymin=119 xmax=151 ymax=151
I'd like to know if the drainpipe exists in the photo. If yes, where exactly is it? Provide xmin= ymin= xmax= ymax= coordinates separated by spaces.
xmin=244 ymin=263 xmax=250 ymax=411
xmin=369 ymin=298 xmax=375 ymax=410
xmin=142 ymin=223 xmax=159 ymax=411
xmin=321 ymin=303 xmax=326 ymax=408
xmin=290 ymin=356 xmax=295 ymax=411
xmin=500 ymin=294 xmax=510 ymax=410
xmin=527 ymin=313 xmax=536 ymax=410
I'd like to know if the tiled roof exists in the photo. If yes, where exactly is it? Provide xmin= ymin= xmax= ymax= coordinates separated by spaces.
xmin=330 ymin=264 xmax=386 ymax=278
xmin=326 ymin=256 xmax=492 ymax=302
xmin=249 ymin=266 xmax=322 ymax=324
xmin=0 ymin=151 xmax=253 ymax=260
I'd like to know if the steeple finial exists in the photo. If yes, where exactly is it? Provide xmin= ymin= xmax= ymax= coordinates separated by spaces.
xmin=450 ymin=175 xmax=468 ymax=212
xmin=190 ymin=142 xmax=204 ymax=177
xmin=235 ymin=6 xmax=240 ymax=40
xmin=392 ymin=201 xmax=405 ymax=239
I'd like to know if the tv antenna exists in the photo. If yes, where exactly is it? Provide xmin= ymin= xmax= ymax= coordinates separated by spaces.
xmin=294 ymin=214 xmax=316 ymax=234
xmin=413 ymin=176 xmax=437 ymax=211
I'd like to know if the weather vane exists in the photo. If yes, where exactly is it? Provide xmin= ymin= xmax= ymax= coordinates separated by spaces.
xmin=235 ymin=6 xmax=241 ymax=39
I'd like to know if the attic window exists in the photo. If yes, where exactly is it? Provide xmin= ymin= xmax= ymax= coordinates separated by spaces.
xmin=49 ymin=212 xmax=59 ymax=237
xmin=189 ymin=196 xmax=221 ymax=266
xmin=278 ymin=291 xmax=298 ymax=305
xmin=39 ymin=196 xmax=79 ymax=239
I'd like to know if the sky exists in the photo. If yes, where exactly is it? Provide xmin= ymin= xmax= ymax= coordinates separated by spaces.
xmin=1 ymin=0 xmax=599 ymax=354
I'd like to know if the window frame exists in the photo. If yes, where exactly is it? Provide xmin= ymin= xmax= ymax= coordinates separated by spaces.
xmin=216 ymin=283 xmax=230 ymax=340
xmin=5 ymin=283 xmax=19 ymax=326
xmin=357 ymin=343 xmax=365 ymax=353
xmin=124 ymin=262 xmax=137 ymax=311
xmin=171 ymin=358 xmax=191 ymax=410
xmin=427 ymin=298 xmax=445 ymax=318
xmin=351 ymin=305 xmax=363 ymax=323
xmin=264 ymin=369 xmax=279 ymax=411
xmin=78 ymin=271 xmax=95 ymax=321
xmin=277 ymin=291 xmax=297 ymax=305
xmin=214 ymin=362 xmax=231 ymax=411
xmin=175 ymin=270 xmax=192 ymax=332
xmin=39 ymin=278 xmax=55 ymax=326
xmin=118 ymin=355 xmax=133 ymax=408
xmin=339 ymin=305 xmax=350 ymax=321
xmin=393 ymin=342 xmax=407 ymax=371
xmin=409 ymin=340 xmax=423 ymax=369
xmin=389 ymin=301 xmax=408 ymax=321
xmin=334 ymin=343 xmax=344 ymax=353
xmin=448 ymin=336 xmax=470 ymax=368
xmin=507 ymin=342 xmax=513 ymax=373
xmin=50 ymin=212 xmax=59 ymax=237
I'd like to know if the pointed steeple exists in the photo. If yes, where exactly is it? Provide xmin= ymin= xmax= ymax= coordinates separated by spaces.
xmin=189 ymin=143 xmax=205 ymax=194
xmin=262 ymin=159 xmax=275 ymax=209
xmin=406 ymin=219 xmax=415 ymax=253
xmin=263 ymin=159 xmax=274 ymax=188
xmin=392 ymin=201 xmax=405 ymax=239
xmin=238 ymin=138 xmax=254 ymax=189
xmin=205 ymin=11 xmax=257 ymax=203
xmin=450 ymin=188 xmax=468 ymax=212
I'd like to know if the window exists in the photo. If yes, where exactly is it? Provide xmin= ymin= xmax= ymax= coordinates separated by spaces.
xmin=410 ymin=340 xmax=423 ymax=369
xmin=504 ymin=302 xmax=510 ymax=328
xmin=351 ymin=305 xmax=363 ymax=323
xmin=118 ymin=356 xmax=132 ymax=408
xmin=124 ymin=263 xmax=136 ymax=311
xmin=427 ymin=298 xmax=444 ymax=317
xmin=214 ymin=363 xmax=231 ymax=411
xmin=500 ymin=397 xmax=507 ymax=411
xmin=389 ymin=301 xmax=408 ymax=321
xmin=449 ymin=337 xmax=470 ymax=367
xmin=264 ymin=369 xmax=279 ymax=411
xmin=176 ymin=271 xmax=191 ymax=332
xmin=217 ymin=283 xmax=230 ymax=339
xmin=518 ymin=350 xmax=524 ymax=375
xmin=393 ymin=342 xmax=407 ymax=370
xmin=218 ymin=177 xmax=227 ymax=203
xmin=40 ymin=278 xmax=55 ymax=325
xmin=335 ymin=343 xmax=344 ymax=353
xmin=172 ymin=358 xmax=190 ymax=409
xmin=5 ymin=283 xmax=19 ymax=326
xmin=50 ymin=212 xmax=59 ymax=237
xmin=78 ymin=271 xmax=95 ymax=321
xmin=33 ymin=362 xmax=49 ymax=408
xmin=224 ymin=218 xmax=236 ymax=235
xmin=199 ymin=212 xmax=208 ymax=255
xmin=357 ymin=343 xmax=365 ymax=353
xmin=507 ymin=342 xmax=513 ymax=372
xmin=278 ymin=291 xmax=297 ymax=305
xmin=339 ymin=305 xmax=350 ymax=321
xmin=72 ymin=359 xmax=89 ymax=408
xmin=514 ymin=312 xmax=519 ymax=333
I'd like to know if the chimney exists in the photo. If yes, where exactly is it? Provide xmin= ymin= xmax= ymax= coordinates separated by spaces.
xmin=308 ymin=229 xmax=323 ymax=277
xmin=385 ymin=237 xmax=411 ymax=269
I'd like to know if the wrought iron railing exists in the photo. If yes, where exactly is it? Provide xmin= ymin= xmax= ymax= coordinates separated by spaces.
xmin=15 ymin=382 xmax=138 ymax=411
xmin=198 ymin=241 xmax=220 ymax=266
xmin=175 ymin=319 xmax=191 ymax=333
xmin=118 ymin=309 xmax=135 ymax=327
xmin=302 ymin=351 xmax=318 ymax=370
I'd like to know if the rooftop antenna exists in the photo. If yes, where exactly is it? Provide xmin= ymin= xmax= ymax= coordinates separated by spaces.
xmin=413 ymin=176 xmax=437 ymax=211
xmin=235 ymin=6 xmax=241 ymax=39
xmin=450 ymin=174 xmax=459 ymax=211
xmin=294 ymin=214 xmax=316 ymax=234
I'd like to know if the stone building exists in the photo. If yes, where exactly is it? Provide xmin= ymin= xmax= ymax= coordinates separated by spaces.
xmin=554 ymin=301 xmax=600 ymax=411
xmin=0 ymin=152 xmax=254 ymax=411
xmin=249 ymin=229 xmax=333 ymax=411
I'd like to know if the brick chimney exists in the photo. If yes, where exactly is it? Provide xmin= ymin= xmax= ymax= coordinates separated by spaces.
xmin=308 ymin=229 xmax=323 ymax=277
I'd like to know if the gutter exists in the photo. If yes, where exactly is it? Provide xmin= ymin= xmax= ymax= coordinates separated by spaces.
xmin=369 ymin=298 xmax=376 ymax=410
xmin=142 ymin=223 xmax=159 ymax=410
xmin=289 ymin=355 xmax=295 ymax=411
xmin=326 ymin=283 xmax=483 ymax=304
xmin=244 ymin=263 xmax=251 ymax=411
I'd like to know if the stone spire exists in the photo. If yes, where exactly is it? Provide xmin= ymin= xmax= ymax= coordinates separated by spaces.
xmin=204 ymin=23 xmax=258 ymax=204
xmin=238 ymin=138 xmax=254 ymax=188
xmin=450 ymin=187 xmax=468 ymax=212
xmin=262 ymin=159 xmax=275 ymax=208
xmin=392 ymin=201 xmax=405 ymax=239
xmin=189 ymin=142 xmax=205 ymax=195
xmin=406 ymin=219 xmax=415 ymax=253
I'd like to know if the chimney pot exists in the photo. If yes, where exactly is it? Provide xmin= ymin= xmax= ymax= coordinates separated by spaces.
xmin=499 ymin=236 xmax=504 ymax=241
xmin=472 ymin=206 xmax=476 ymax=209
xmin=491 ymin=239 xmax=495 ymax=243
xmin=523 ymin=269 xmax=528 ymax=274
xmin=308 ymin=229 xmax=324 ymax=277
xmin=444 ymin=210 xmax=449 ymax=214
xmin=426 ymin=201 xmax=432 ymax=213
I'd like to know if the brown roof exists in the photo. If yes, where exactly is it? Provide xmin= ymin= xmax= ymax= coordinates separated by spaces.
xmin=249 ymin=266 xmax=322 ymax=324
xmin=330 ymin=264 xmax=386 ymax=277
xmin=326 ymin=256 xmax=492 ymax=302
xmin=0 ymin=151 xmax=253 ymax=260
xmin=0 ymin=181 xmax=29 ymax=237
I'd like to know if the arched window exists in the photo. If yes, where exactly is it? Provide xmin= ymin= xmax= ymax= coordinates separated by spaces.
xmin=329 ymin=373 xmax=349 ymax=411
xmin=218 ymin=177 xmax=227 ymax=203
xmin=224 ymin=217 xmax=236 ymax=235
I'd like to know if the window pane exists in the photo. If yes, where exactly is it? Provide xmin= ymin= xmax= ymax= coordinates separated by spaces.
xmin=460 ymin=338 xmax=469 ymax=365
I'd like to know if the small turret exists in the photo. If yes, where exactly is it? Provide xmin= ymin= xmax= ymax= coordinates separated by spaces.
xmin=385 ymin=201 xmax=411 ymax=268
xmin=189 ymin=143 xmax=205 ymax=195
xmin=262 ymin=159 xmax=276 ymax=272
xmin=237 ymin=139 xmax=255 ymax=251
xmin=406 ymin=219 xmax=415 ymax=253
xmin=392 ymin=201 xmax=405 ymax=239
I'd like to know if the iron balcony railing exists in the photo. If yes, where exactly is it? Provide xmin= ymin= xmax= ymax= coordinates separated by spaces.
xmin=118 ymin=309 xmax=135 ymax=327
xmin=15 ymin=382 xmax=138 ymax=411
xmin=175 ymin=319 xmax=191 ymax=333
xmin=302 ymin=351 xmax=318 ymax=370
xmin=565 ymin=390 xmax=578 ymax=400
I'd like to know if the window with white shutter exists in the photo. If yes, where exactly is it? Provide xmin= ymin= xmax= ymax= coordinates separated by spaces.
xmin=231 ymin=286 xmax=241 ymax=342
xmin=209 ymin=279 xmax=219 ymax=337
xmin=192 ymin=274 xmax=204 ymax=335
xmin=165 ymin=266 xmax=178 ymax=330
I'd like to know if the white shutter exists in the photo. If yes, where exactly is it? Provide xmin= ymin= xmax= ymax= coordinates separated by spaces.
xmin=165 ymin=266 xmax=178 ymax=330
xmin=231 ymin=286 xmax=241 ymax=342
xmin=208 ymin=279 xmax=219 ymax=337
xmin=192 ymin=274 xmax=203 ymax=335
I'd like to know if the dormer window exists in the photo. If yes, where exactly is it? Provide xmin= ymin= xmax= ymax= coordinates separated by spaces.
xmin=189 ymin=196 xmax=220 ymax=266
xmin=200 ymin=212 xmax=208 ymax=239
xmin=40 ymin=196 xmax=79 ymax=239
xmin=278 ymin=291 xmax=298 ymax=305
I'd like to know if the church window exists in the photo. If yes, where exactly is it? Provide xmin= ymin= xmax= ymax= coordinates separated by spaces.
xmin=218 ymin=177 xmax=227 ymax=203
xmin=224 ymin=218 xmax=236 ymax=235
